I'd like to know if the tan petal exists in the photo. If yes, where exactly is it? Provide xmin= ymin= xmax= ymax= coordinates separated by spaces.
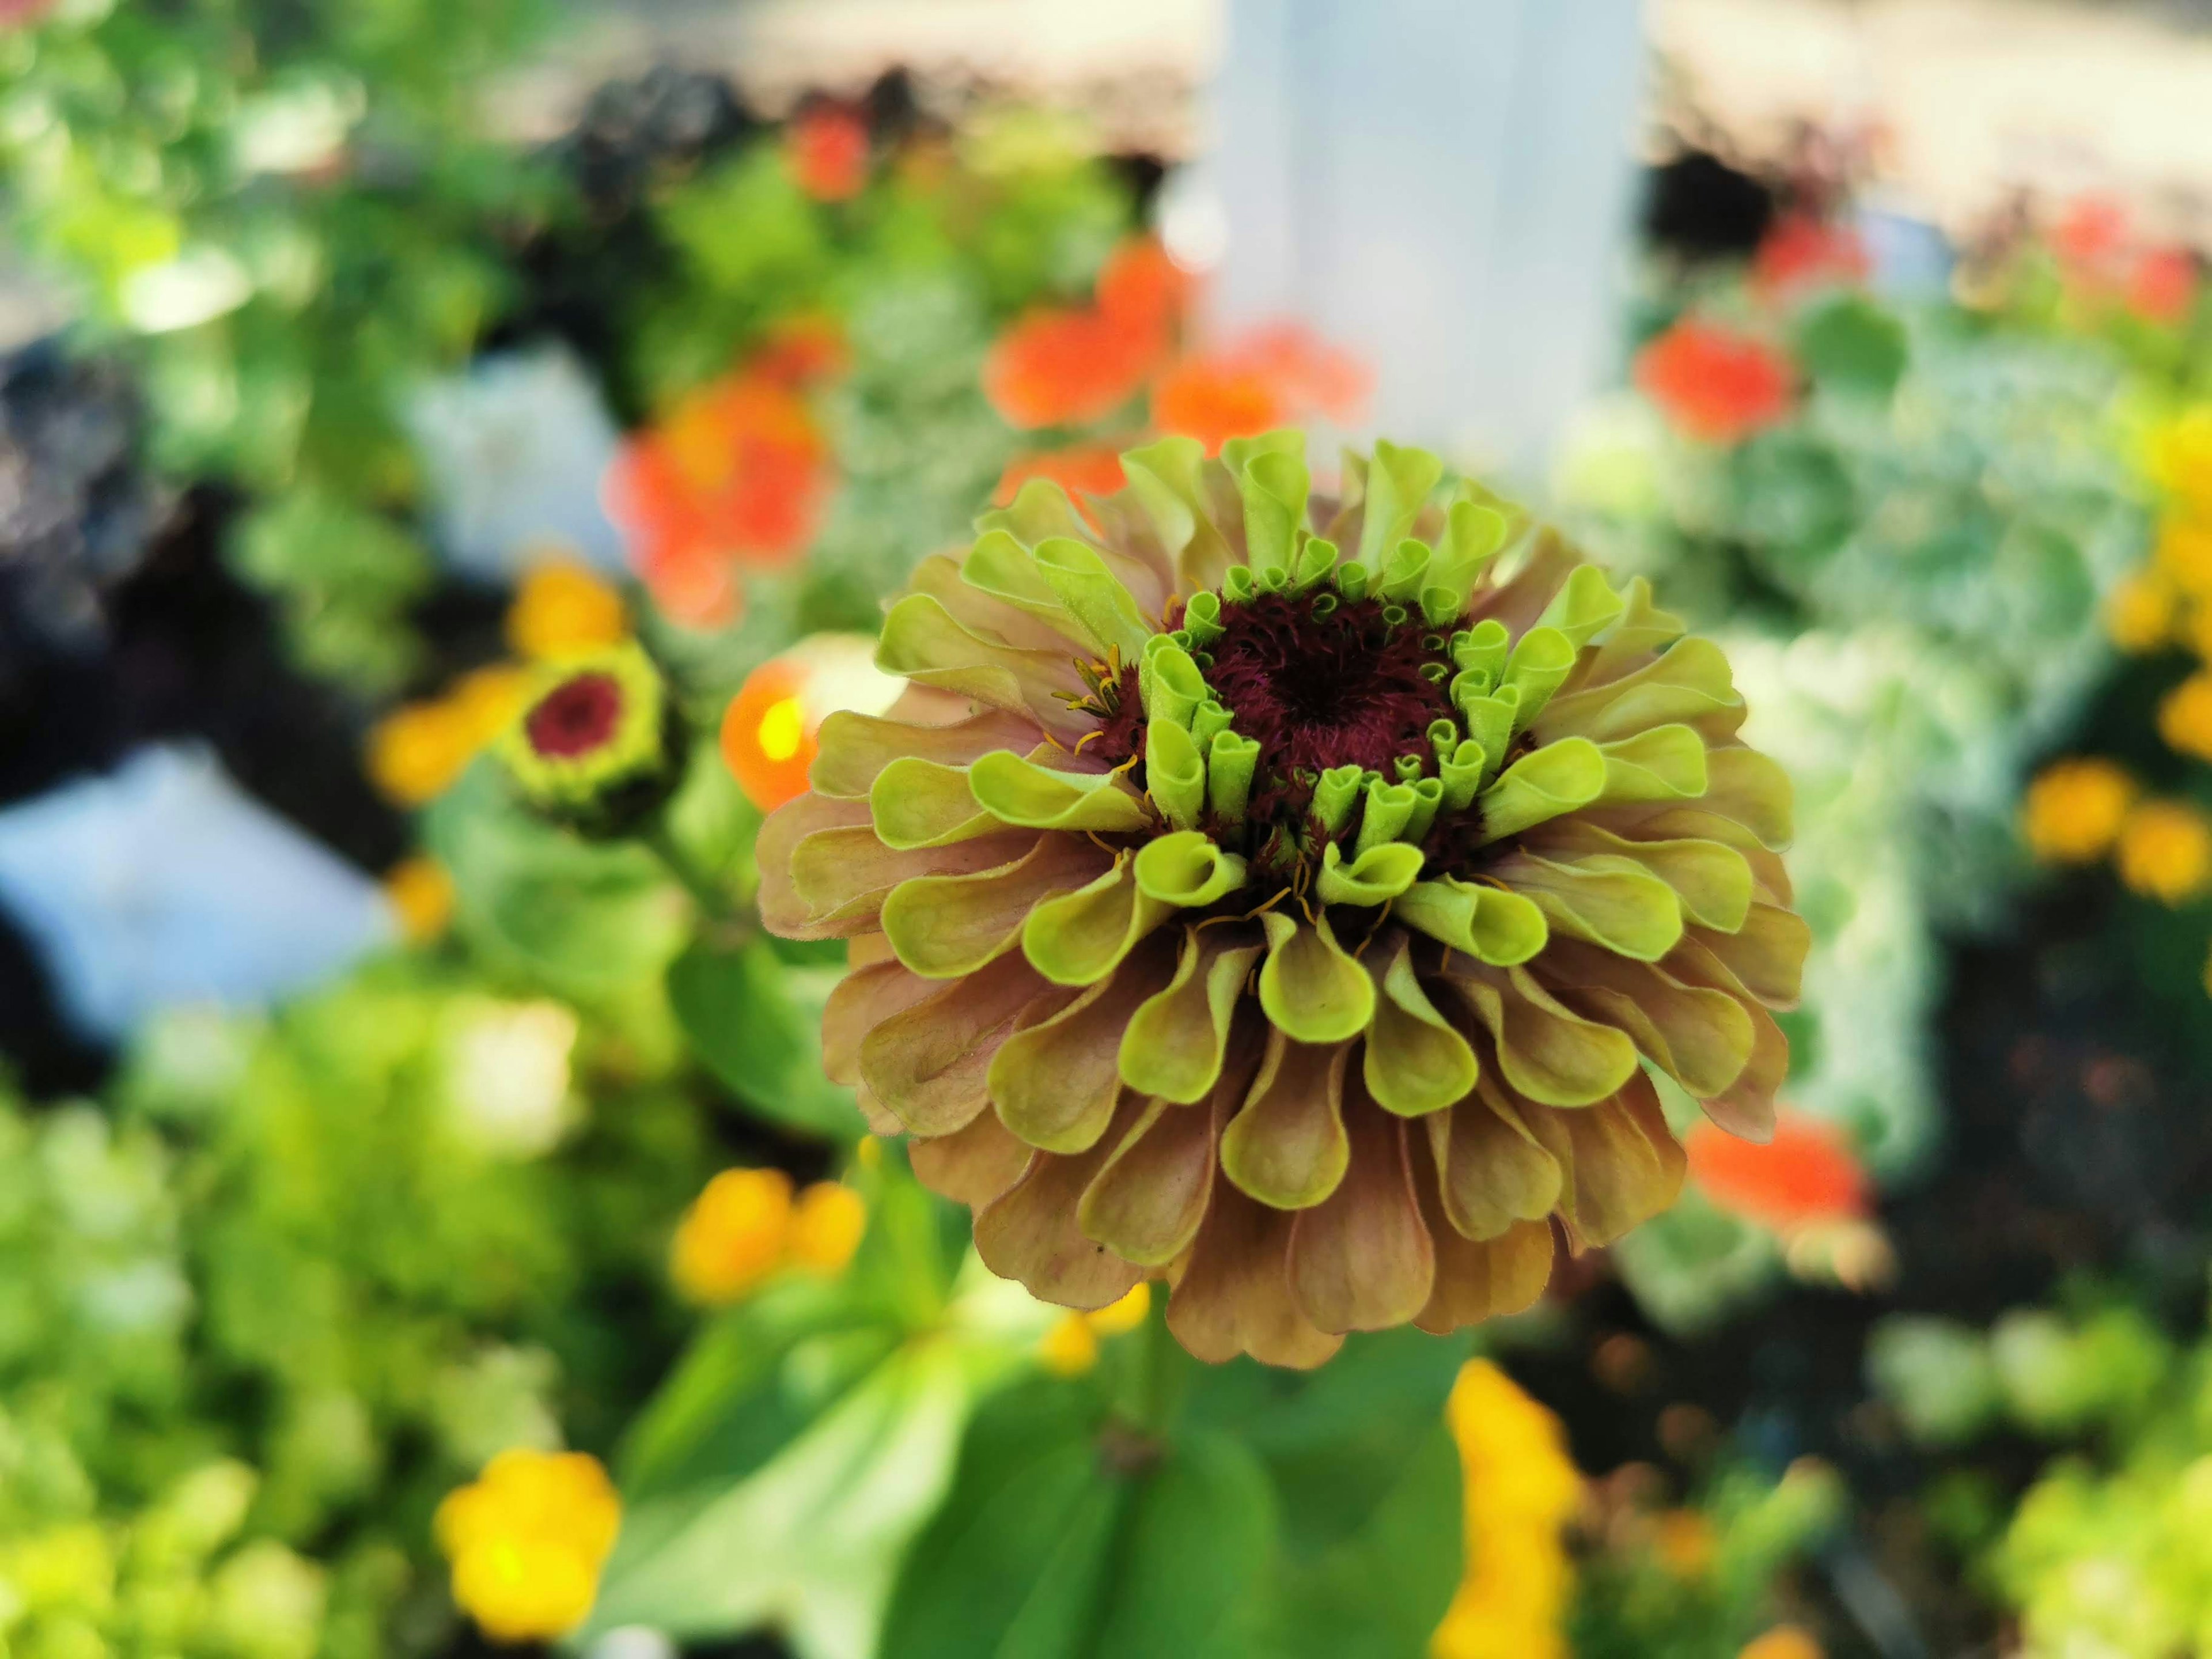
xmin=910 ymin=1109 xmax=1034 ymax=1209
xmin=877 ymin=592 xmax=1092 ymax=738
xmin=1699 ymin=744 xmax=1794 ymax=850
xmin=878 ymin=834 xmax=1108 ymax=979
xmin=1165 ymin=1180 xmax=1342 ymax=1369
xmin=1412 ymin=1145 xmax=1555 ymax=1336
xmin=1465 ymin=525 xmax=1576 ymax=637
xmin=1118 ymin=925 xmax=1265 ymax=1104
xmin=973 ymin=1094 xmax=1147 ymax=1310
xmin=1537 ymin=939 xmax=1753 ymax=1101
xmin=1535 ymin=635 xmax=1744 ymax=746
xmin=1662 ymin=937 xmax=1789 ymax=1141
xmin=810 ymin=707 xmax=1043 ymax=801
xmin=857 ymin=953 xmax=1056 ymax=1136
xmin=756 ymin=794 xmax=875 ymax=936
xmin=987 ymin=936 xmax=1175 ymax=1153
xmin=1289 ymin=1103 xmax=1435 ymax=1335
xmin=789 ymin=825 xmax=1039 ymax=938
xmin=1688 ymin=903 xmax=1809 ymax=1010
xmin=1077 ymin=1029 xmax=1251 ymax=1268
xmin=1584 ymin=805 xmax=1793 ymax=907
xmin=823 ymin=958 xmax=937 ymax=1085
xmin=1362 ymin=933 xmax=1480 ymax=1119
xmin=1432 ymin=963 xmax=1640 ymax=1107
xmin=1219 ymin=1032 xmax=1352 ymax=1209
xmin=1422 ymin=1080 xmax=1563 ymax=1241
xmin=1525 ymin=819 xmax=1754 ymax=933
xmin=1521 ymin=1071 xmax=1687 ymax=1250
xmin=848 ymin=932 xmax=895 ymax=969
xmin=908 ymin=550 xmax=1089 ymax=656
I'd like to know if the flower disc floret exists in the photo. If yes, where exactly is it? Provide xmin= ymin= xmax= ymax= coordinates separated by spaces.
xmin=497 ymin=641 xmax=676 ymax=834
xmin=755 ymin=431 xmax=1806 ymax=1366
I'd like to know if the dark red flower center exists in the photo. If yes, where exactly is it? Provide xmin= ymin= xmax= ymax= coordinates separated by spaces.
xmin=1205 ymin=592 xmax=1456 ymax=784
xmin=525 ymin=673 xmax=625 ymax=759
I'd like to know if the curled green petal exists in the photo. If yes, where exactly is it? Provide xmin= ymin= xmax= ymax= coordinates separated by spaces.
xmin=1404 ymin=776 xmax=1444 ymax=844
xmin=1232 ymin=441 xmax=1311 ymax=579
xmin=1396 ymin=877 xmax=1548 ymax=965
xmin=960 ymin=527 xmax=1063 ymax=619
xmin=1478 ymin=738 xmax=1607 ymax=843
xmin=1312 ymin=764 xmax=1365 ymax=836
xmin=870 ymin=756 xmax=993 ymax=849
xmin=1220 ymin=1032 xmax=1350 ymax=1209
xmin=1379 ymin=537 xmax=1431 ymax=601
xmin=1419 ymin=585 xmax=1463 ymax=627
xmin=1133 ymin=830 xmax=1249 ymax=907
xmin=1119 ymin=929 xmax=1264 ymax=1103
xmin=1502 ymin=626 xmax=1577 ymax=733
xmin=1498 ymin=851 xmax=1685 ymax=963
xmin=1033 ymin=536 xmax=1155 ymax=662
xmin=1354 ymin=438 xmax=1445 ymax=568
xmin=881 ymin=841 xmax=1088 ymax=979
xmin=986 ymin=974 xmax=1138 ymax=1154
xmin=1146 ymin=713 xmax=1206 ymax=831
xmin=1142 ymin=639 xmax=1210 ymax=728
xmin=1452 ymin=619 xmax=1510 ymax=681
xmin=1364 ymin=939 xmax=1479 ymax=1117
xmin=1334 ymin=560 xmax=1369 ymax=601
xmin=976 ymin=477 xmax=1090 ymax=547
xmin=1293 ymin=535 xmax=1338 ymax=592
xmin=1541 ymin=636 xmax=1740 ymax=744
xmin=1354 ymin=778 xmax=1418 ymax=856
xmin=1459 ymin=690 xmax=1519 ymax=785
xmin=1598 ymin=724 xmax=1708 ymax=805
xmin=1535 ymin=563 xmax=1626 ymax=650
xmin=965 ymin=749 xmax=1153 ymax=834
xmin=1183 ymin=590 xmax=1225 ymax=646
xmin=1022 ymin=859 xmax=1176 ymax=986
xmin=1190 ymin=699 xmax=1234 ymax=748
xmin=1258 ymin=910 xmax=1375 ymax=1043
xmin=1438 ymin=739 xmax=1487 ymax=813
xmin=1207 ymin=731 xmax=1261 ymax=829
xmin=1316 ymin=840 xmax=1425 ymax=906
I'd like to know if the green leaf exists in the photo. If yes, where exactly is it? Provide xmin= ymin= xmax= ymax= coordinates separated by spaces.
xmin=1794 ymin=293 xmax=1908 ymax=400
xmin=665 ymin=934 xmax=861 ymax=1139
xmin=1092 ymin=1431 xmax=1277 ymax=1659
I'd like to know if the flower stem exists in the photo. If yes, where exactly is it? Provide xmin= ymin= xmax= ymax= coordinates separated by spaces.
xmin=1130 ymin=1288 xmax=1191 ymax=1438
xmin=642 ymin=818 xmax=747 ymax=936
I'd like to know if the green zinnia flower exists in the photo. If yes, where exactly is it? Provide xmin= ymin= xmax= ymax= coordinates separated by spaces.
xmin=756 ymin=432 xmax=1806 ymax=1368
xmin=497 ymin=641 xmax=676 ymax=834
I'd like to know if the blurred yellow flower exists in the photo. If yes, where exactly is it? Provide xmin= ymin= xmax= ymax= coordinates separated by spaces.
xmin=382 ymin=856 xmax=455 ymax=943
xmin=1431 ymin=1359 xmax=1582 ymax=1659
xmin=2118 ymin=800 xmax=2212 ymax=904
xmin=449 ymin=665 xmax=531 ymax=743
xmin=2107 ymin=570 xmax=2178 ymax=653
xmin=2158 ymin=521 xmax=2212 ymax=600
xmin=366 ymin=700 xmax=478 ymax=807
xmin=1653 ymin=1508 xmax=1717 ymax=1578
xmin=507 ymin=562 xmax=629 ymax=662
xmin=1033 ymin=1283 xmax=1153 ymax=1376
xmin=2152 ymin=408 xmax=2212 ymax=521
xmin=669 ymin=1168 xmax=793 ymax=1304
xmin=2160 ymin=672 xmax=2212 ymax=762
xmin=1740 ymin=1627 xmax=1825 ymax=1659
xmin=2022 ymin=759 xmax=2137 ymax=863
xmin=786 ymin=1181 xmax=867 ymax=1274
xmin=435 ymin=1449 xmax=619 ymax=1643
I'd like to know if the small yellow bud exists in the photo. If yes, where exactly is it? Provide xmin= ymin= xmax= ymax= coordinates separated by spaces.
xmin=2118 ymin=800 xmax=2212 ymax=906
xmin=1037 ymin=1314 xmax=1100 ymax=1377
xmin=2158 ymin=672 xmax=2212 ymax=762
xmin=382 ymin=856 xmax=456 ymax=944
xmin=786 ymin=1183 xmax=867 ymax=1275
xmin=669 ymin=1168 xmax=793 ymax=1304
xmin=435 ymin=1449 xmax=620 ymax=1644
xmin=1738 ymin=1627 xmax=1825 ymax=1659
xmin=507 ymin=562 xmax=630 ymax=662
xmin=1085 ymin=1282 xmax=1151 ymax=1338
xmin=2108 ymin=570 xmax=2179 ymax=653
xmin=366 ymin=700 xmax=479 ymax=808
xmin=2021 ymin=759 xmax=2136 ymax=863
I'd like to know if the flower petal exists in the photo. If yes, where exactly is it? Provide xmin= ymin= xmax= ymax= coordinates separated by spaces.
xmin=1118 ymin=925 xmax=1266 ymax=1103
xmin=1490 ymin=850 xmax=1685 ymax=962
xmin=968 ymin=750 xmax=1154 ymax=834
xmin=1219 ymin=1031 xmax=1351 ymax=1209
xmin=1596 ymin=724 xmax=1708 ymax=806
xmin=1422 ymin=1081 xmax=1563 ymax=1241
xmin=790 ymin=825 xmax=1039 ymax=935
xmin=876 ymin=592 xmax=1090 ymax=735
xmin=1520 ymin=1071 xmax=1686 ymax=1249
xmin=1021 ymin=857 xmax=1177 ymax=986
xmin=1434 ymin=964 xmax=1641 ymax=1107
xmin=879 ymin=835 xmax=1109 ymax=979
xmin=857 ymin=952 xmax=1058 ymax=1135
xmin=823 ymin=957 xmax=937 ymax=1084
xmin=910 ymin=1109 xmax=1033 ymax=1209
xmin=1288 ymin=1104 xmax=1435 ymax=1334
xmin=810 ymin=707 xmax=1044 ymax=801
xmin=1537 ymin=635 xmax=1743 ymax=745
xmin=973 ymin=1094 xmax=1148 ymax=1310
xmin=1165 ymin=1180 xmax=1343 ymax=1369
xmin=1688 ymin=903 xmax=1809 ymax=1010
xmin=1537 ymin=939 xmax=1753 ymax=1101
xmin=988 ymin=938 xmax=1174 ymax=1153
xmin=756 ymin=793 xmax=874 ymax=935
xmin=1362 ymin=933 xmax=1479 ymax=1118
xmin=1257 ymin=910 xmax=1375 ymax=1043
xmin=1396 ymin=878 xmax=1548 ymax=965
xmin=1700 ymin=745 xmax=1794 ymax=849
xmin=1079 ymin=1025 xmax=1258 ymax=1266
xmin=1527 ymin=820 xmax=1753 ymax=933
xmin=869 ymin=757 xmax=996 ymax=849
xmin=1662 ymin=937 xmax=1789 ymax=1141
xmin=1412 ymin=1168 xmax=1555 ymax=1336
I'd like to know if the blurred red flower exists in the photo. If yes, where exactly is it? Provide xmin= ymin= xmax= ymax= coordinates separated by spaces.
xmin=786 ymin=104 xmax=870 ymax=202
xmin=2051 ymin=194 xmax=2199 ymax=325
xmin=606 ymin=370 xmax=834 ymax=629
xmin=1152 ymin=323 xmax=1370 ymax=456
xmin=1634 ymin=318 xmax=1796 ymax=444
xmin=983 ymin=236 xmax=1185 ymax=430
xmin=1750 ymin=213 xmax=1869 ymax=305
xmin=993 ymin=442 xmax=1129 ymax=514
xmin=1686 ymin=1112 xmax=1870 ymax=1234
xmin=2127 ymin=245 xmax=2199 ymax=326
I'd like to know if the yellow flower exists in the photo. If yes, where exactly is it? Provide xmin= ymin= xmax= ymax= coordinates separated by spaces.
xmin=2158 ymin=521 xmax=2212 ymax=601
xmin=2107 ymin=570 xmax=2178 ymax=653
xmin=383 ymin=856 xmax=455 ymax=943
xmin=1739 ymin=1628 xmax=1825 ymax=1659
xmin=1033 ymin=1284 xmax=1153 ymax=1376
xmin=2021 ymin=759 xmax=2137 ymax=863
xmin=366 ymin=700 xmax=479 ymax=807
xmin=507 ymin=562 xmax=629 ymax=662
xmin=669 ymin=1168 xmax=793 ymax=1304
xmin=1653 ymin=1508 xmax=1717 ymax=1578
xmin=435 ymin=1449 xmax=620 ymax=1644
xmin=450 ymin=665 xmax=532 ymax=745
xmin=2118 ymin=800 xmax=2212 ymax=905
xmin=2159 ymin=672 xmax=2212 ymax=762
xmin=2152 ymin=409 xmax=2212 ymax=521
xmin=1431 ymin=1360 xmax=1581 ymax=1659
xmin=786 ymin=1182 xmax=868 ymax=1274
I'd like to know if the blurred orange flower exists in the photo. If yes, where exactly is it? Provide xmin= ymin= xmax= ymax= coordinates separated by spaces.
xmin=983 ymin=236 xmax=1185 ymax=430
xmin=1152 ymin=323 xmax=1370 ymax=456
xmin=1687 ymin=1111 xmax=1869 ymax=1234
xmin=607 ymin=370 xmax=834 ymax=629
xmin=786 ymin=103 xmax=870 ymax=202
xmin=993 ymin=442 xmax=1129 ymax=513
xmin=721 ymin=632 xmax=904 ymax=813
xmin=1634 ymin=318 xmax=1796 ymax=444
xmin=2129 ymin=247 xmax=2199 ymax=326
xmin=751 ymin=313 xmax=849 ymax=389
xmin=2051 ymin=195 xmax=2198 ymax=325
xmin=1750 ymin=213 xmax=1869 ymax=305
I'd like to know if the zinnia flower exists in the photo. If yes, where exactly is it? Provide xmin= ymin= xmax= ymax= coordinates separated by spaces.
xmin=721 ymin=632 xmax=906 ymax=813
xmin=756 ymin=433 xmax=1805 ymax=1366
xmin=1152 ymin=323 xmax=1371 ymax=457
xmin=2116 ymin=800 xmax=2212 ymax=904
xmin=606 ymin=370 xmax=834 ymax=628
xmin=435 ymin=1450 xmax=620 ymax=1643
xmin=786 ymin=102 xmax=870 ymax=202
xmin=983 ymin=237 xmax=1184 ymax=430
xmin=497 ymin=643 xmax=677 ymax=835
xmin=2022 ymin=758 xmax=2137 ymax=864
xmin=1635 ymin=319 xmax=1796 ymax=445
xmin=1432 ymin=1358 xmax=1581 ymax=1659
